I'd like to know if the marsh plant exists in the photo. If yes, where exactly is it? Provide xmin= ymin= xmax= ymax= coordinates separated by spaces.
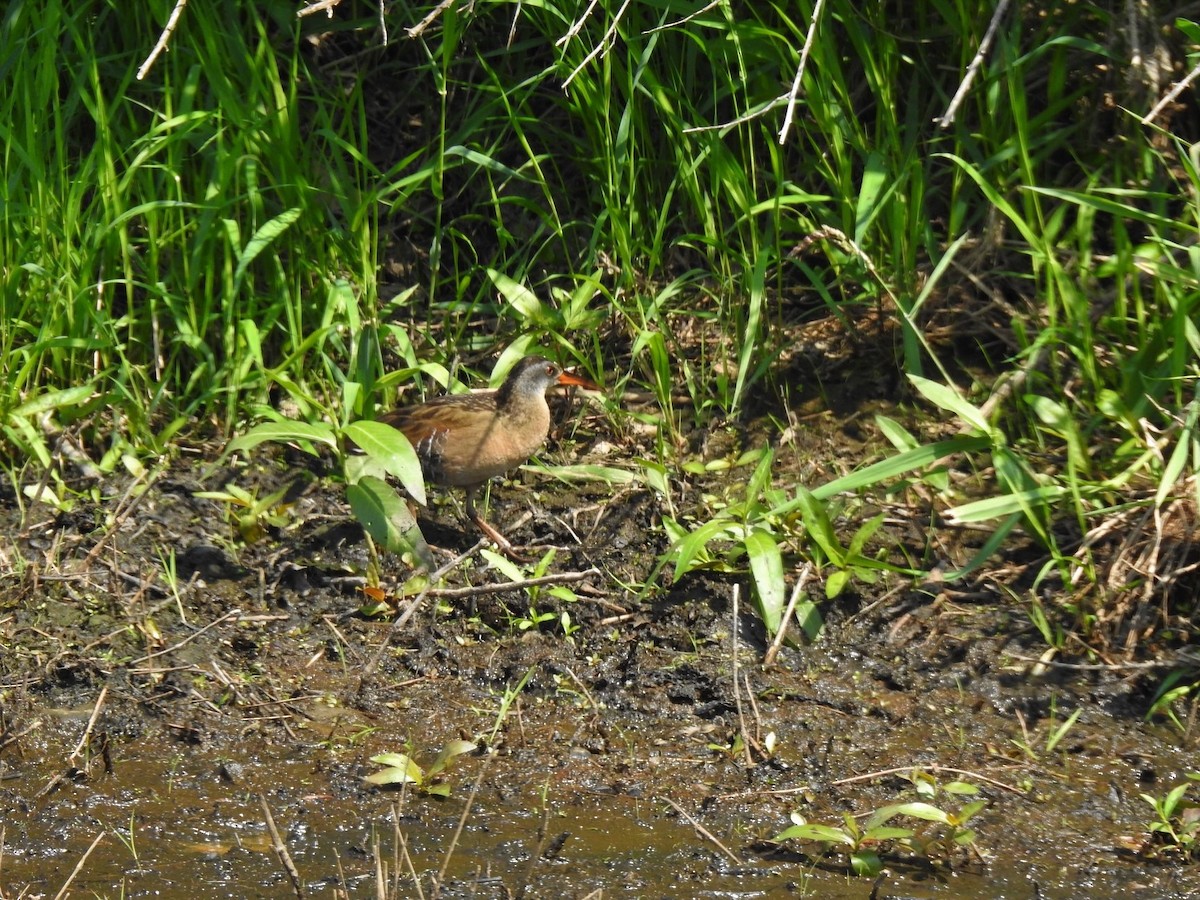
xmin=1141 ymin=774 xmax=1200 ymax=863
xmin=774 ymin=771 xmax=987 ymax=876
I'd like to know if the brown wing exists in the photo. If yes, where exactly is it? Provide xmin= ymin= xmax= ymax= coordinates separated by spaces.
xmin=378 ymin=392 xmax=501 ymax=485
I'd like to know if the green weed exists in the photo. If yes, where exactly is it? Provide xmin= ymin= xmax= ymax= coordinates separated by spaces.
xmin=366 ymin=739 xmax=478 ymax=798
xmin=226 ymin=410 xmax=431 ymax=569
xmin=775 ymin=770 xmax=986 ymax=877
xmin=1140 ymin=774 xmax=1200 ymax=862
xmin=1010 ymin=696 xmax=1084 ymax=761
xmin=1146 ymin=666 xmax=1200 ymax=737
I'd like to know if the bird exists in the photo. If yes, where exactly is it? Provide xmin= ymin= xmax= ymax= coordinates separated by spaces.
xmin=377 ymin=356 xmax=598 ymax=555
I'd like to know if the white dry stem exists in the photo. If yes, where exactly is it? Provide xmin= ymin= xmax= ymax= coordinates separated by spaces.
xmin=936 ymin=0 xmax=1011 ymax=128
xmin=778 ymin=0 xmax=826 ymax=144
xmin=136 ymin=0 xmax=189 ymax=81
xmin=562 ymin=0 xmax=633 ymax=90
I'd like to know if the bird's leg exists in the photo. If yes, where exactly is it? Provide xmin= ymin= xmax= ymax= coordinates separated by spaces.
xmin=464 ymin=486 xmax=525 ymax=560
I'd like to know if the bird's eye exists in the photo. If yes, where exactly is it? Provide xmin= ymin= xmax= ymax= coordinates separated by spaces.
xmin=545 ymin=365 xmax=556 ymax=376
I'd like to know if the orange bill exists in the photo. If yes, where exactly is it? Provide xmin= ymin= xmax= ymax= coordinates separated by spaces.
xmin=556 ymin=368 xmax=601 ymax=391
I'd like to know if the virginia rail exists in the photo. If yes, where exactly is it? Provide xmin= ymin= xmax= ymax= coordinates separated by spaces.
xmin=378 ymin=356 xmax=597 ymax=554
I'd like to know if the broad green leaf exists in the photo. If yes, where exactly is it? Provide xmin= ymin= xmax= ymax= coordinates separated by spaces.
xmin=344 ymin=420 xmax=426 ymax=505
xmin=369 ymin=752 xmax=413 ymax=768
xmin=227 ymin=420 xmax=338 ymax=454
xmin=862 ymin=826 xmax=914 ymax=841
xmin=10 ymin=385 xmax=96 ymax=417
xmin=882 ymin=802 xmax=952 ymax=824
xmin=672 ymin=518 xmax=739 ymax=580
xmin=234 ymin=207 xmax=302 ymax=285
xmin=847 ymin=512 xmax=886 ymax=559
xmin=773 ymin=824 xmax=855 ymax=845
xmin=429 ymin=739 xmax=477 ymax=775
xmin=745 ymin=528 xmax=785 ymax=635
xmin=328 ymin=278 xmax=359 ymax=332
xmin=1163 ymin=782 xmax=1192 ymax=812
xmin=482 ymin=548 xmax=524 ymax=581
xmin=793 ymin=593 xmax=824 ymax=641
xmin=1156 ymin=397 xmax=1199 ymax=507
xmin=731 ymin=248 xmax=768 ymax=415
xmin=487 ymin=268 xmax=552 ymax=326
xmin=782 ymin=435 xmax=990 ymax=507
xmin=793 ymin=487 xmax=843 ymax=565
xmin=943 ymin=781 xmax=980 ymax=795
xmin=956 ymin=799 xmax=989 ymax=821
xmin=343 ymin=380 xmax=364 ymax=422
xmin=1024 ymin=186 xmax=1179 ymax=230
xmin=557 ymin=276 xmax=606 ymax=329
xmin=347 ymin=476 xmax=432 ymax=568
xmin=493 ymin=336 xmax=538 ymax=384
xmin=875 ymin=415 xmax=918 ymax=451
xmin=364 ymin=753 xmax=424 ymax=786
xmin=445 ymin=145 xmax=521 ymax=179
xmin=937 ymin=152 xmax=1041 ymax=246
xmin=825 ymin=569 xmax=850 ymax=599
xmin=345 ymin=453 xmax=389 ymax=486
xmin=1027 ymin=394 xmax=1072 ymax=431
xmin=543 ymin=464 xmax=639 ymax=485
xmin=909 ymin=375 xmax=990 ymax=434
xmin=4 ymin=418 xmax=51 ymax=467
xmin=746 ymin=445 xmax=774 ymax=498
xmin=854 ymin=150 xmax=891 ymax=244
xmin=24 ymin=483 xmax=69 ymax=510
xmin=195 ymin=484 xmax=253 ymax=504
xmin=945 ymin=485 xmax=1072 ymax=523
xmin=222 ymin=217 xmax=241 ymax=253
xmin=943 ymin=513 xmax=1020 ymax=582
xmin=850 ymin=850 xmax=883 ymax=877
xmin=1045 ymin=707 xmax=1082 ymax=753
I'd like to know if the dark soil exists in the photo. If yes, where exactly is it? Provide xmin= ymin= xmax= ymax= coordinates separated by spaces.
xmin=1 ymin=396 xmax=1197 ymax=899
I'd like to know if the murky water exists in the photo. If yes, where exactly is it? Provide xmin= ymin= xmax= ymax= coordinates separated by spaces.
xmin=3 ymin=635 xmax=1195 ymax=899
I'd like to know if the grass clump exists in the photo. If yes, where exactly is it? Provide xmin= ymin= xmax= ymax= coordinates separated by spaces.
xmin=774 ymin=769 xmax=988 ymax=877
xmin=1141 ymin=774 xmax=1200 ymax=863
xmin=1 ymin=0 xmax=380 ymax=439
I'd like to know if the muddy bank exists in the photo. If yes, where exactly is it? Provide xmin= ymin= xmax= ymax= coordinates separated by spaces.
xmin=0 ymin=440 xmax=1196 ymax=899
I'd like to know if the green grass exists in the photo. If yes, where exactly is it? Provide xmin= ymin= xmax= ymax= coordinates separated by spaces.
xmin=3 ymin=0 xmax=1199 ymax=708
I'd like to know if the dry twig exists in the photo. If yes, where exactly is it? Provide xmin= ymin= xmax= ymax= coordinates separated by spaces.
xmin=730 ymin=584 xmax=757 ymax=765
xmin=137 ymin=0 xmax=189 ymax=81
xmin=297 ymin=0 xmax=342 ymax=17
xmin=408 ymin=0 xmax=458 ymax=39
xmin=52 ymin=831 xmax=105 ymax=900
xmin=130 ymin=607 xmax=243 ymax=665
xmin=359 ymin=537 xmax=489 ymax=686
xmin=662 ymin=796 xmax=744 ymax=865
xmin=260 ymin=793 xmax=305 ymax=899
xmin=424 ymin=567 xmax=600 ymax=599
xmin=36 ymin=686 xmax=108 ymax=800
xmin=832 ymin=763 xmax=1024 ymax=795
xmin=764 ymin=563 xmax=812 ymax=667
xmin=936 ymin=0 xmax=1011 ymax=128
xmin=778 ymin=0 xmax=826 ymax=144
xmin=433 ymin=752 xmax=493 ymax=897
xmin=562 ymin=0 xmax=632 ymax=90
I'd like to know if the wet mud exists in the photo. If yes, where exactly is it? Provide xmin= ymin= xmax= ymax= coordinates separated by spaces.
xmin=1 ymin=416 xmax=1197 ymax=899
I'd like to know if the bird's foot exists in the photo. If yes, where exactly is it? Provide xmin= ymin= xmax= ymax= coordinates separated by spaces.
xmin=472 ymin=513 xmax=529 ymax=562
